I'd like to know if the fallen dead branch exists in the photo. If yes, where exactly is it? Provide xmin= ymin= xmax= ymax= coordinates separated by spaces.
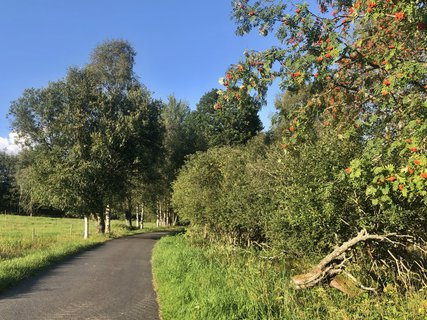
xmin=291 ymin=229 xmax=424 ymax=295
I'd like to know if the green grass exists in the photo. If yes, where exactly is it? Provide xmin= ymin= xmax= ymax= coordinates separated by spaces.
xmin=0 ymin=214 xmax=161 ymax=292
xmin=153 ymin=234 xmax=427 ymax=320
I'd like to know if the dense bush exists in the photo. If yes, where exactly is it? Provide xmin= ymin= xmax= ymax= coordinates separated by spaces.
xmin=172 ymin=137 xmax=270 ymax=245
xmin=172 ymin=124 xmax=427 ymax=288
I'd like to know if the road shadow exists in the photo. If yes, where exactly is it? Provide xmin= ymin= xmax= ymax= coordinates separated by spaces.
xmin=131 ymin=229 xmax=185 ymax=240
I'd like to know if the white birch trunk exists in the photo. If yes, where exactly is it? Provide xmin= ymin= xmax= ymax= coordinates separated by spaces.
xmin=156 ymin=201 xmax=160 ymax=227
xmin=105 ymin=205 xmax=111 ymax=234
xmin=166 ymin=203 xmax=169 ymax=226
xmin=136 ymin=204 xmax=139 ymax=228
xmin=160 ymin=201 xmax=163 ymax=227
xmin=84 ymin=215 xmax=89 ymax=239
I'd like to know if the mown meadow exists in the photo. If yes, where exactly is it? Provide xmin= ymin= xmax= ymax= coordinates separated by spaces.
xmin=0 ymin=214 xmax=156 ymax=292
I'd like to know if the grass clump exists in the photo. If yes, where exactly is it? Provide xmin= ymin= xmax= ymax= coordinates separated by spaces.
xmin=153 ymin=234 xmax=427 ymax=320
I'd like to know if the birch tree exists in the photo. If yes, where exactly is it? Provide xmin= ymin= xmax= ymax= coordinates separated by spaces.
xmin=9 ymin=40 xmax=163 ymax=237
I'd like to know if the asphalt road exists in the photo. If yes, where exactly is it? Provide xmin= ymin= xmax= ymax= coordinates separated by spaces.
xmin=0 ymin=232 xmax=169 ymax=320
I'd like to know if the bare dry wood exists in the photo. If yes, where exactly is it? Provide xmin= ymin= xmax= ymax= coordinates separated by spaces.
xmin=291 ymin=229 xmax=416 ymax=293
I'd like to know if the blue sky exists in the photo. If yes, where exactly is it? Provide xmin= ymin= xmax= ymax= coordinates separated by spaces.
xmin=0 ymin=0 xmax=296 ymax=149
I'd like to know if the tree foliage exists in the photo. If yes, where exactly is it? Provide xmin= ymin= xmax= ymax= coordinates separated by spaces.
xmin=0 ymin=151 xmax=18 ymax=212
xmin=191 ymin=89 xmax=262 ymax=148
xmin=172 ymin=137 xmax=270 ymax=244
xmin=218 ymin=0 xmax=426 ymax=206
xmin=9 ymin=40 xmax=163 ymax=231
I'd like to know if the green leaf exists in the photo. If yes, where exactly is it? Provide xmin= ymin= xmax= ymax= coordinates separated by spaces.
xmin=366 ymin=185 xmax=377 ymax=196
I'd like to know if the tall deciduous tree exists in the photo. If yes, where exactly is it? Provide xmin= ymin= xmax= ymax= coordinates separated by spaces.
xmin=161 ymin=95 xmax=201 ymax=178
xmin=9 ymin=40 xmax=162 ymax=237
xmin=153 ymin=95 xmax=202 ymax=226
xmin=191 ymin=89 xmax=262 ymax=148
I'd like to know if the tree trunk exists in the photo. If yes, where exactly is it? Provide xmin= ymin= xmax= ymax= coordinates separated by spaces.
xmin=84 ymin=215 xmax=89 ymax=239
xmin=105 ymin=204 xmax=111 ymax=235
xmin=156 ymin=201 xmax=160 ymax=228
xmin=140 ymin=203 xmax=144 ymax=229
xmin=126 ymin=197 xmax=132 ymax=228
xmin=18 ymin=184 xmax=22 ymax=215
xmin=136 ymin=204 xmax=139 ymax=229
xmin=159 ymin=201 xmax=163 ymax=227
xmin=166 ymin=202 xmax=170 ymax=226
xmin=95 ymin=211 xmax=105 ymax=234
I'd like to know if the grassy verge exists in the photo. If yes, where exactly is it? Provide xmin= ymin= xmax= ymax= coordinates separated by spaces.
xmin=0 ymin=214 xmax=164 ymax=292
xmin=152 ymin=234 xmax=427 ymax=320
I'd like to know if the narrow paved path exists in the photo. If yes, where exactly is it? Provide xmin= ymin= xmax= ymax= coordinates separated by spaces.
xmin=0 ymin=232 xmax=169 ymax=320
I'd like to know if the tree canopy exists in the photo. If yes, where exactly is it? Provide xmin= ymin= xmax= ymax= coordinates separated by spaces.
xmin=9 ymin=40 xmax=163 ymax=230
xmin=190 ymin=89 xmax=262 ymax=148
xmin=217 ymin=0 xmax=426 ymax=205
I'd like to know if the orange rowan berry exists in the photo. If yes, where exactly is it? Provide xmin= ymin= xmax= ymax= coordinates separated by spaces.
xmin=394 ymin=12 xmax=404 ymax=22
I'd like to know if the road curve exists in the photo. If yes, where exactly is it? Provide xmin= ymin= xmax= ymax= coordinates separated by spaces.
xmin=0 ymin=232 xmax=169 ymax=320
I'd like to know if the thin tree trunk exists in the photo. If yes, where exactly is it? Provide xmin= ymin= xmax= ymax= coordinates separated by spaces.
xmin=160 ymin=201 xmax=163 ymax=227
xmin=136 ymin=204 xmax=139 ymax=228
xmin=126 ymin=197 xmax=132 ymax=228
xmin=156 ymin=201 xmax=160 ymax=228
xmin=84 ymin=215 xmax=89 ymax=239
xmin=95 ymin=210 xmax=105 ymax=234
xmin=160 ymin=202 xmax=166 ymax=227
xmin=166 ymin=203 xmax=170 ymax=226
xmin=140 ymin=203 xmax=144 ymax=229
xmin=18 ymin=184 xmax=22 ymax=215
xmin=105 ymin=204 xmax=111 ymax=234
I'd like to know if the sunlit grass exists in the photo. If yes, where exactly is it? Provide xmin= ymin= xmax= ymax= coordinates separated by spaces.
xmin=0 ymin=214 xmax=158 ymax=292
xmin=153 ymin=234 xmax=427 ymax=320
